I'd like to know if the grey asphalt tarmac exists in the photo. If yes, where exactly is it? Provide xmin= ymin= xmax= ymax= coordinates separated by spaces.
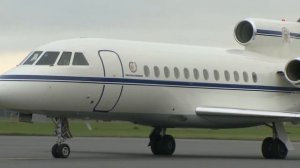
xmin=0 ymin=136 xmax=300 ymax=168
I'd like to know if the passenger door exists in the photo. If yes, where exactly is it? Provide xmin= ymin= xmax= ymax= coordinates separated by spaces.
xmin=94 ymin=50 xmax=124 ymax=112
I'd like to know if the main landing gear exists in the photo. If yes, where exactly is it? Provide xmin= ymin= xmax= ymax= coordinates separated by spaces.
xmin=51 ymin=117 xmax=72 ymax=158
xmin=148 ymin=127 xmax=176 ymax=155
xmin=261 ymin=122 xmax=293 ymax=159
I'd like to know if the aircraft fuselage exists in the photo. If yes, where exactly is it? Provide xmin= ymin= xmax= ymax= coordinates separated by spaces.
xmin=0 ymin=38 xmax=298 ymax=128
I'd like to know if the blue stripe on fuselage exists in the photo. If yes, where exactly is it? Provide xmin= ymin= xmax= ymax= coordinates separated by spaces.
xmin=0 ymin=75 xmax=299 ymax=93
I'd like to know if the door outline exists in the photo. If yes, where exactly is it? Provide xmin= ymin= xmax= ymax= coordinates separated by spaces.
xmin=93 ymin=50 xmax=124 ymax=112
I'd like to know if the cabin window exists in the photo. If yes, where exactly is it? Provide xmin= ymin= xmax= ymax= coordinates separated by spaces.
xmin=72 ymin=52 xmax=89 ymax=65
xmin=23 ymin=51 xmax=43 ymax=65
xmin=36 ymin=51 xmax=60 ymax=65
xmin=144 ymin=65 xmax=150 ymax=77
xmin=234 ymin=71 xmax=239 ymax=82
xmin=203 ymin=69 xmax=209 ymax=80
xmin=214 ymin=70 xmax=220 ymax=81
xmin=224 ymin=70 xmax=230 ymax=81
xmin=252 ymin=72 xmax=258 ymax=83
xmin=164 ymin=67 xmax=170 ymax=78
xmin=243 ymin=71 xmax=249 ymax=82
xmin=193 ymin=68 xmax=199 ymax=80
xmin=184 ymin=68 xmax=190 ymax=79
xmin=57 ymin=52 xmax=72 ymax=66
xmin=174 ymin=67 xmax=180 ymax=79
xmin=154 ymin=66 xmax=160 ymax=78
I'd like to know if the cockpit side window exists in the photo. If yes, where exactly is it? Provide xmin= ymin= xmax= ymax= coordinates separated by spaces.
xmin=36 ymin=52 xmax=60 ymax=65
xmin=57 ymin=52 xmax=72 ymax=66
xmin=72 ymin=52 xmax=89 ymax=66
xmin=23 ymin=51 xmax=43 ymax=65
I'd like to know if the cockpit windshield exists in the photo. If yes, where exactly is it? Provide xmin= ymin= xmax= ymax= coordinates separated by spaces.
xmin=23 ymin=51 xmax=43 ymax=65
xmin=57 ymin=52 xmax=72 ymax=66
xmin=21 ymin=51 xmax=89 ymax=66
xmin=73 ymin=52 xmax=89 ymax=65
xmin=36 ymin=52 xmax=60 ymax=65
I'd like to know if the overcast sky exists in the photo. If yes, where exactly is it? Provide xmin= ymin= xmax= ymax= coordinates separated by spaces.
xmin=1 ymin=0 xmax=299 ymax=73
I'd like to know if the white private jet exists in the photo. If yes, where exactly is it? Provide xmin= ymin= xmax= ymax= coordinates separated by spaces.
xmin=1 ymin=18 xmax=300 ymax=159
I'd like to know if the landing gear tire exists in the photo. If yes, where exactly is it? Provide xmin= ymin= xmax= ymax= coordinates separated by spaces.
xmin=151 ymin=135 xmax=176 ymax=156
xmin=160 ymin=135 xmax=176 ymax=155
xmin=271 ymin=138 xmax=288 ymax=159
xmin=261 ymin=137 xmax=288 ymax=159
xmin=52 ymin=144 xmax=70 ymax=158
xmin=51 ymin=144 xmax=59 ymax=158
xmin=150 ymin=135 xmax=161 ymax=155
xmin=262 ymin=137 xmax=274 ymax=159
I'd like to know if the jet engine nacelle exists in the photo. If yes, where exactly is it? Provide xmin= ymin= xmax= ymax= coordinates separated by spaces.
xmin=284 ymin=58 xmax=300 ymax=87
xmin=234 ymin=18 xmax=300 ymax=57
xmin=234 ymin=18 xmax=297 ymax=46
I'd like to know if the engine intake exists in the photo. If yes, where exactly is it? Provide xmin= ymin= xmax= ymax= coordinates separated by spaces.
xmin=284 ymin=58 xmax=300 ymax=86
xmin=234 ymin=20 xmax=255 ymax=45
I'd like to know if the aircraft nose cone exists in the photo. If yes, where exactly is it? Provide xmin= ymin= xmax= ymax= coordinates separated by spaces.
xmin=0 ymin=81 xmax=8 ymax=110
xmin=0 ymin=83 xmax=3 ymax=110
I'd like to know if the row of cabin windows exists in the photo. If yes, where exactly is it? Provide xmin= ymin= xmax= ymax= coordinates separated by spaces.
xmin=22 ymin=51 xmax=89 ymax=66
xmin=144 ymin=66 xmax=258 ymax=83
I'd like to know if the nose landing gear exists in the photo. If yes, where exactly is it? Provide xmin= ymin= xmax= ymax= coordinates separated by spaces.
xmin=51 ymin=117 xmax=72 ymax=158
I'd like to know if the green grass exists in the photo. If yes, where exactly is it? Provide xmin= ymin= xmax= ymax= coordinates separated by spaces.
xmin=1 ymin=119 xmax=300 ymax=141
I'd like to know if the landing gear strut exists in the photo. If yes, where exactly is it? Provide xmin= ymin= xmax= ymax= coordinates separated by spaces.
xmin=148 ymin=127 xmax=176 ymax=155
xmin=51 ymin=117 xmax=72 ymax=158
xmin=261 ymin=122 xmax=292 ymax=159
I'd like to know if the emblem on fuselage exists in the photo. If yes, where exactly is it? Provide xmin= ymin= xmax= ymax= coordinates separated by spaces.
xmin=282 ymin=27 xmax=291 ymax=43
xmin=129 ymin=62 xmax=137 ymax=73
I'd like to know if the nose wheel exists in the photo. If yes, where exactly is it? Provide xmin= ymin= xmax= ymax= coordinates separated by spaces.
xmin=51 ymin=117 xmax=72 ymax=158
xmin=52 ymin=143 xmax=70 ymax=158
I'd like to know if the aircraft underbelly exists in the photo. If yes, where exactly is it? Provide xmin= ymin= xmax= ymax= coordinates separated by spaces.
xmin=113 ymin=84 xmax=299 ymax=118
